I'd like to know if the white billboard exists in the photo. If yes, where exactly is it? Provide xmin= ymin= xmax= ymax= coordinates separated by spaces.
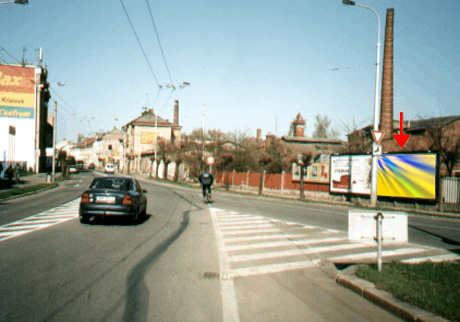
xmin=330 ymin=155 xmax=372 ymax=195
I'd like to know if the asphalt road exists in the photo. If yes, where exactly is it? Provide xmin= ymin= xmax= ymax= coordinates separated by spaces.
xmin=1 ymin=174 xmax=458 ymax=321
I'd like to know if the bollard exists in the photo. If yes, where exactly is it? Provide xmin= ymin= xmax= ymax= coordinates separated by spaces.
xmin=375 ymin=212 xmax=383 ymax=272
xmin=46 ymin=172 xmax=51 ymax=183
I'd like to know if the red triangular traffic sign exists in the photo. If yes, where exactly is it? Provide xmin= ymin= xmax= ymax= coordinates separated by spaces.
xmin=371 ymin=130 xmax=385 ymax=145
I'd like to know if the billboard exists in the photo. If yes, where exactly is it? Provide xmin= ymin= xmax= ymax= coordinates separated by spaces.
xmin=292 ymin=162 xmax=329 ymax=183
xmin=140 ymin=132 xmax=158 ymax=144
xmin=330 ymin=153 xmax=437 ymax=200
xmin=330 ymin=155 xmax=372 ymax=194
xmin=0 ymin=65 xmax=35 ymax=119
xmin=377 ymin=153 xmax=437 ymax=199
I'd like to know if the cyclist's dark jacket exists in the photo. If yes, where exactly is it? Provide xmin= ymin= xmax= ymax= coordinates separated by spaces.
xmin=199 ymin=172 xmax=213 ymax=185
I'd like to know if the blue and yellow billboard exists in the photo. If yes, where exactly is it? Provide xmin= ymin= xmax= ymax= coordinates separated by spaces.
xmin=377 ymin=153 xmax=437 ymax=199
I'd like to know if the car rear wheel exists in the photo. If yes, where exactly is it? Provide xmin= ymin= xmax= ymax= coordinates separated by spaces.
xmin=80 ymin=215 xmax=90 ymax=224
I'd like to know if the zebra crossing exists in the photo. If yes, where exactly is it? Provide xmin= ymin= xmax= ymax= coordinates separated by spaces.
xmin=0 ymin=198 xmax=80 ymax=243
xmin=210 ymin=208 xmax=460 ymax=279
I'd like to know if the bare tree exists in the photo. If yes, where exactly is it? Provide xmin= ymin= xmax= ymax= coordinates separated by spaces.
xmin=423 ymin=119 xmax=460 ymax=176
xmin=312 ymin=115 xmax=339 ymax=139
xmin=339 ymin=118 xmax=372 ymax=154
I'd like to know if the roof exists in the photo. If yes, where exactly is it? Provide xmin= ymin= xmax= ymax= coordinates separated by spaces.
xmin=348 ymin=115 xmax=460 ymax=136
xmin=101 ymin=127 xmax=123 ymax=140
xmin=292 ymin=113 xmax=306 ymax=125
xmin=75 ymin=137 xmax=97 ymax=149
xmin=123 ymin=110 xmax=181 ymax=129
xmin=281 ymin=136 xmax=344 ymax=145
xmin=408 ymin=115 xmax=460 ymax=130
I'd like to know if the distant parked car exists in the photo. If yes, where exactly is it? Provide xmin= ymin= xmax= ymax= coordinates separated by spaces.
xmin=76 ymin=160 xmax=84 ymax=171
xmin=79 ymin=176 xmax=148 ymax=224
xmin=88 ymin=163 xmax=95 ymax=170
xmin=104 ymin=163 xmax=115 ymax=173
xmin=69 ymin=165 xmax=78 ymax=173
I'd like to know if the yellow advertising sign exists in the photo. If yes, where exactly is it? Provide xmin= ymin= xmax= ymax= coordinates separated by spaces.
xmin=141 ymin=132 xmax=158 ymax=144
xmin=0 ymin=92 xmax=34 ymax=108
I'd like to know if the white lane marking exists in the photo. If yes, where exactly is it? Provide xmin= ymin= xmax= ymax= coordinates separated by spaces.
xmin=23 ymin=215 xmax=76 ymax=220
xmin=224 ymin=234 xmax=307 ymax=244
xmin=217 ymin=216 xmax=265 ymax=221
xmin=209 ymin=210 xmax=241 ymax=322
xmin=401 ymin=253 xmax=460 ymax=263
xmin=220 ymin=224 xmax=275 ymax=231
xmin=225 ymin=237 xmax=347 ymax=252
xmin=0 ymin=198 xmax=80 ymax=243
xmin=229 ymin=243 xmax=373 ymax=263
xmin=222 ymin=228 xmax=281 ymax=236
xmin=219 ymin=220 xmax=271 ymax=226
xmin=328 ymin=248 xmax=428 ymax=262
xmin=230 ymin=259 xmax=321 ymax=278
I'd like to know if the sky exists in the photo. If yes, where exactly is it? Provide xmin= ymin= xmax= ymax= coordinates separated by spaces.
xmin=1 ymin=0 xmax=459 ymax=142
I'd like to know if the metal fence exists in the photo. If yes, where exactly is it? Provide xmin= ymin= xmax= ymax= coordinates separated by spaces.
xmin=442 ymin=177 xmax=460 ymax=204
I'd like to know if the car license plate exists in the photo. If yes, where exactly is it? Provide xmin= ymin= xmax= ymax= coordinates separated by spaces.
xmin=96 ymin=196 xmax=115 ymax=204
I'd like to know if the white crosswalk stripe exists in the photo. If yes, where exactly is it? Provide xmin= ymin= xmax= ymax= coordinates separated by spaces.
xmin=210 ymin=207 xmax=460 ymax=279
xmin=0 ymin=198 xmax=80 ymax=243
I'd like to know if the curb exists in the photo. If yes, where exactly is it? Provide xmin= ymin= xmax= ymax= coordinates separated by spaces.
xmin=335 ymin=266 xmax=450 ymax=322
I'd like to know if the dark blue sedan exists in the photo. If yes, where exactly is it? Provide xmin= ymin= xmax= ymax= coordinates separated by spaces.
xmin=79 ymin=176 xmax=147 ymax=224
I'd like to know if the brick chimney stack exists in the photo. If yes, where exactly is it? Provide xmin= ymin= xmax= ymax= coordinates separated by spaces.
xmin=379 ymin=8 xmax=395 ymax=137
xmin=257 ymin=128 xmax=262 ymax=142
xmin=174 ymin=100 xmax=179 ymax=126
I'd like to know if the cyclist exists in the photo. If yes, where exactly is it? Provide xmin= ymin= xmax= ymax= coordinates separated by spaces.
xmin=198 ymin=170 xmax=214 ymax=202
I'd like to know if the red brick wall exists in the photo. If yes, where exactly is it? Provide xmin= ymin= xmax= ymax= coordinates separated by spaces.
xmin=216 ymin=171 xmax=330 ymax=192
xmin=265 ymin=173 xmax=282 ymax=189
xmin=234 ymin=172 xmax=247 ymax=186
xmin=248 ymin=172 xmax=261 ymax=187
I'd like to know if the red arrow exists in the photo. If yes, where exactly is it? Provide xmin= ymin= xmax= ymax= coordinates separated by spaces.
xmin=394 ymin=112 xmax=410 ymax=148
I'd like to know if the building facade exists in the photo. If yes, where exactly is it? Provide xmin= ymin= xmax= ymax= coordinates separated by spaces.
xmin=0 ymin=63 xmax=51 ymax=174
xmin=122 ymin=101 xmax=182 ymax=173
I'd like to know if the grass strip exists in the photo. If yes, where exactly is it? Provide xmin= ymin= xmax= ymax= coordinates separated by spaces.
xmin=0 ymin=183 xmax=58 ymax=200
xmin=356 ymin=261 xmax=460 ymax=322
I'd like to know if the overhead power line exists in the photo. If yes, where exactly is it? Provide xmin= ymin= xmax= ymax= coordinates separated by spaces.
xmin=145 ymin=0 xmax=174 ymax=85
xmin=119 ymin=0 xmax=161 ymax=88
xmin=49 ymin=87 xmax=79 ymax=115
xmin=0 ymin=46 xmax=22 ymax=64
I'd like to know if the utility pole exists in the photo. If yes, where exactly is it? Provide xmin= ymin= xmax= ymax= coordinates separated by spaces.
xmin=51 ymin=101 xmax=57 ymax=182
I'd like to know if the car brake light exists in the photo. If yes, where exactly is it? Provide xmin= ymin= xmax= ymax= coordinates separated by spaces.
xmin=122 ymin=195 xmax=133 ymax=205
xmin=81 ymin=192 xmax=90 ymax=203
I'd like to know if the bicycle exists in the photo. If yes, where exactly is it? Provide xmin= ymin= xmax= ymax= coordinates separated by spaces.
xmin=203 ymin=188 xmax=213 ymax=204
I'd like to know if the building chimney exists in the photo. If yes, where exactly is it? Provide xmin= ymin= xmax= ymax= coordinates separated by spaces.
xmin=174 ymin=100 xmax=179 ymax=126
xmin=257 ymin=128 xmax=262 ymax=142
xmin=379 ymin=8 xmax=395 ymax=137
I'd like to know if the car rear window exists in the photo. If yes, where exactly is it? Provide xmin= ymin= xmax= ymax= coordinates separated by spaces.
xmin=90 ymin=179 xmax=131 ymax=190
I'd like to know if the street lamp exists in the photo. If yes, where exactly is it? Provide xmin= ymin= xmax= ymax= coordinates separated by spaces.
xmin=342 ymin=0 xmax=381 ymax=207
xmin=188 ymin=84 xmax=207 ymax=161
xmin=0 ymin=0 xmax=28 ymax=5
xmin=51 ymin=101 xmax=57 ymax=182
